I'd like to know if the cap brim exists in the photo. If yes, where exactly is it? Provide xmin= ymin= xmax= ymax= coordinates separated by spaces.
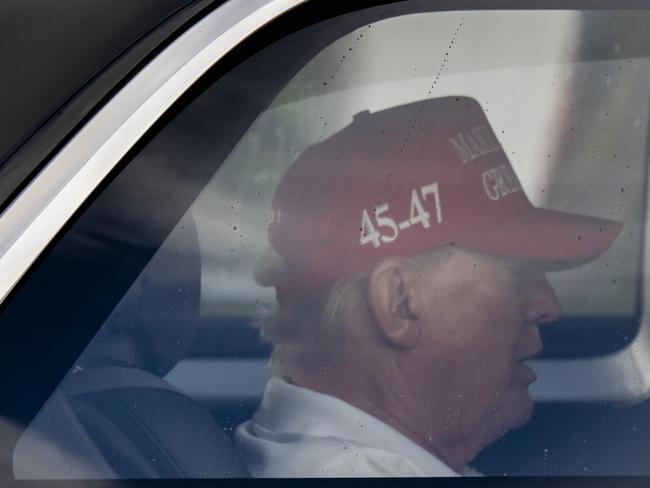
xmin=459 ymin=208 xmax=623 ymax=270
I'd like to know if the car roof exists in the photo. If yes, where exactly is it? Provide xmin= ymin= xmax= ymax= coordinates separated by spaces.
xmin=0 ymin=0 xmax=220 ymax=212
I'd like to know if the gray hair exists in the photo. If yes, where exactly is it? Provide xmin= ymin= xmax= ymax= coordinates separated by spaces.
xmin=257 ymin=271 xmax=369 ymax=376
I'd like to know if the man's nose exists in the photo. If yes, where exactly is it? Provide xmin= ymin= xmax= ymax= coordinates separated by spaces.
xmin=524 ymin=274 xmax=562 ymax=324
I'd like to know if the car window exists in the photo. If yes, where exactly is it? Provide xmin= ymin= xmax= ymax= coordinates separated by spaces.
xmin=2 ymin=1 xmax=650 ymax=480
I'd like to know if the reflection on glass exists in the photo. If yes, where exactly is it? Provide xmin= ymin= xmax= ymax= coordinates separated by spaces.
xmin=12 ymin=6 xmax=650 ymax=479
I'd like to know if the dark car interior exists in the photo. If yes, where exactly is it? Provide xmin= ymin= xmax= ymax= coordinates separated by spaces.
xmin=13 ymin=214 xmax=247 ymax=478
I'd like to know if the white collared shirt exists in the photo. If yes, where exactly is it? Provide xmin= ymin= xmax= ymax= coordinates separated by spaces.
xmin=235 ymin=376 xmax=481 ymax=477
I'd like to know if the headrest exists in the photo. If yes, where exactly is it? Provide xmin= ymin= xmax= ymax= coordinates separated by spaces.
xmin=82 ymin=212 xmax=202 ymax=376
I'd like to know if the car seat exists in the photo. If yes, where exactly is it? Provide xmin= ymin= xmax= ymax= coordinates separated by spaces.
xmin=13 ymin=212 xmax=247 ymax=478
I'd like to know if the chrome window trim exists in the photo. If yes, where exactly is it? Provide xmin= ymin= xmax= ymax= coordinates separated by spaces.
xmin=0 ymin=0 xmax=307 ymax=302
xmin=1 ymin=0 xmax=649 ymax=404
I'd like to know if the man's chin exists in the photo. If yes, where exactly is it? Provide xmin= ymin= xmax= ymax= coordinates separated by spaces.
xmin=505 ymin=387 xmax=535 ymax=429
xmin=483 ymin=389 xmax=534 ymax=447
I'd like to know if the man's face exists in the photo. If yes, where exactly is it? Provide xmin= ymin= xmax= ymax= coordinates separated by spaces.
xmin=408 ymin=247 xmax=561 ymax=449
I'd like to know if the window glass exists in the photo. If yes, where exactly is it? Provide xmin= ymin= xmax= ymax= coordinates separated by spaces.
xmin=5 ymin=3 xmax=650 ymax=479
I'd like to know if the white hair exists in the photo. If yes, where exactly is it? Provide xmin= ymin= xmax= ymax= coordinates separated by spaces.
xmin=256 ymin=266 xmax=369 ymax=376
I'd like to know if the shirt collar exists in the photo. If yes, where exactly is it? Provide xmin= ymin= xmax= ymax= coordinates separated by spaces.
xmin=253 ymin=376 xmax=465 ymax=477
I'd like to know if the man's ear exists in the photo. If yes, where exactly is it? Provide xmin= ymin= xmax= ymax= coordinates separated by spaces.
xmin=367 ymin=258 xmax=420 ymax=349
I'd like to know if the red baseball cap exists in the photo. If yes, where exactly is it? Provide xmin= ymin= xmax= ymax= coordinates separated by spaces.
xmin=264 ymin=96 xmax=622 ymax=302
